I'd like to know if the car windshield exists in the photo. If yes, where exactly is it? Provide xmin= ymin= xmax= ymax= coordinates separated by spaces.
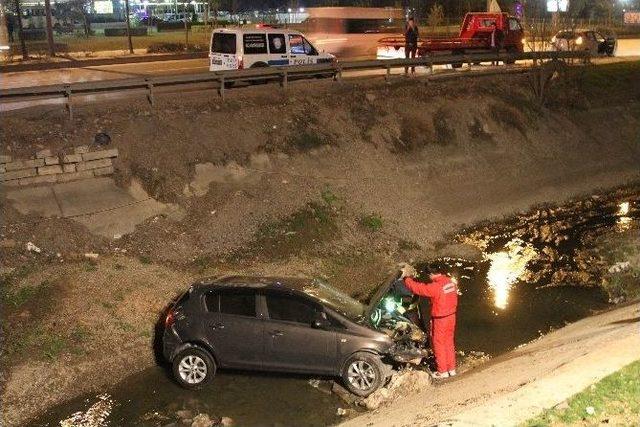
xmin=302 ymin=279 xmax=366 ymax=321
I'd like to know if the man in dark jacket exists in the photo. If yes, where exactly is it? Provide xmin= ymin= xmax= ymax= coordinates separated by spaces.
xmin=404 ymin=17 xmax=419 ymax=75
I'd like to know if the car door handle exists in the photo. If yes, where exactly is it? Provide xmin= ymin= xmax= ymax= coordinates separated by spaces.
xmin=270 ymin=330 xmax=284 ymax=337
xmin=210 ymin=322 xmax=225 ymax=330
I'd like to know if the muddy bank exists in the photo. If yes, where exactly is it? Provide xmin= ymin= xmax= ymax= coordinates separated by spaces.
xmin=1 ymin=63 xmax=640 ymax=426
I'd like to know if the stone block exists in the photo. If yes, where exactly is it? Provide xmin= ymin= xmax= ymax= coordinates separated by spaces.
xmin=0 ymin=155 xmax=12 ymax=164
xmin=1 ymin=168 xmax=38 ymax=182
xmin=82 ymin=149 xmax=119 ymax=162
xmin=5 ymin=159 xmax=45 ymax=171
xmin=38 ymin=165 xmax=64 ymax=176
xmin=63 ymin=164 xmax=76 ymax=173
xmin=44 ymin=156 xmax=60 ymax=165
xmin=35 ymin=149 xmax=52 ymax=158
xmin=63 ymin=154 xmax=83 ymax=163
xmin=76 ymin=158 xmax=112 ymax=171
xmin=93 ymin=166 xmax=114 ymax=176
xmin=56 ymin=170 xmax=95 ymax=183
xmin=74 ymin=145 xmax=90 ymax=154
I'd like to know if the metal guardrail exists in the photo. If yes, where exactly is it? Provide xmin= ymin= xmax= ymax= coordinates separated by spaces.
xmin=0 ymin=50 xmax=588 ymax=118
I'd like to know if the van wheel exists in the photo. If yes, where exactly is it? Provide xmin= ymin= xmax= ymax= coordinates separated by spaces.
xmin=172 ymin=347 xmax=216 ymax=390
xmin=341 ymin=352 xmax=385 ymax=397
xmin=504 ymin=47 xmax=517 ymax=64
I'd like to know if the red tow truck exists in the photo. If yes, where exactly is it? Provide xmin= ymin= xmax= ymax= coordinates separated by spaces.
xmin=377 ymin=12 xmax=525 ymax=66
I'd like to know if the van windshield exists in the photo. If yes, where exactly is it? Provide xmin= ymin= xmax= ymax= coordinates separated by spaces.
xmin=212 ymin=33 xmax=236 ymax=54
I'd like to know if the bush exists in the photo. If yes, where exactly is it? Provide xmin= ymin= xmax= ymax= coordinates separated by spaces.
xmin=360 ymin=214 xmax=383 ymax=232
xmin=104 ymin=27 xmax=148 ymax=37
xmin=147 ymin=42 xmax=186 ymax=53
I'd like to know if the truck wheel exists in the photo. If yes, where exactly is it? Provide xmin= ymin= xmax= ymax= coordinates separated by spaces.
xmin=172 ymin=347 xmax=216 ymax=390
xmin=341 ymin=352 xmax=385 ymax=397
xmin=451 ymin=50 xmax=464 ymax=69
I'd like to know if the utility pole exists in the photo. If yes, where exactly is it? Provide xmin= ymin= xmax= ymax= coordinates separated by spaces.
xmin=14 ymin=0 xmax=28 ymax=60
xmin=184 ymin=1 xmax=189 ymax=49
xmin=124 ymin=0 xmax=134 ymax=54
xmin=44 ymin=0 xmax=55 ymax=57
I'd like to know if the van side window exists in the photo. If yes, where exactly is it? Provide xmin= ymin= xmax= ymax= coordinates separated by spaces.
xmin=289 ymin=35 xmax=317 ymax=55
xmin=268 ymin=34 xmax=287 ymax=54
xmin=243 ymin=33 xmax=267 ymax=54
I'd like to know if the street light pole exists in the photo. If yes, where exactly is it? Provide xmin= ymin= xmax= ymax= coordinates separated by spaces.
xmin=124 ymin=0 xmax=134 ymax=54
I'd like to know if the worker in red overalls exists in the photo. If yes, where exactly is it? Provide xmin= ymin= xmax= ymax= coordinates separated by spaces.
xmin=400 ymin=264 xmax=458 ymax=379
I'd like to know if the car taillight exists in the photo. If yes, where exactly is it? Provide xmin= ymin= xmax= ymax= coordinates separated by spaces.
xmin=165 ymin=308 xmax=175 ymax=328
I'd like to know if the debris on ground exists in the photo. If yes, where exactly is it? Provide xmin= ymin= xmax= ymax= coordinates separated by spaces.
xmin=84 ymin=253 xmax=99 ymax=260
xmin=360 ymin=369 xmax=433 ymax=410
xmin=191 ymin=413 xmax=214 ymax=427
xmin=59 ymin=394 xmax=113 ymax=427
xmin=608 ymin=261 xmax=630 ymax=273
xmin=26 ymin=242 xmax=41 ymax=253
xmin=336 ymin=407 xmax=348 ymax=416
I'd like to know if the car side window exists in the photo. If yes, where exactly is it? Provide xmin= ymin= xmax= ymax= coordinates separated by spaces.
xmin=303 ymin=37 xmax=317 ymax=55
xmin=219 ymin=289 xmax=256 ymax=317
xmin=204 ymin=291 xmax=219 ymax=312
xmin=268 ymin=34 xmax=287 ymax=54
xmin=266 ymin=293 xmax=319 ymax=325
xmin=508 ymin=18 xmax=521 ymax=31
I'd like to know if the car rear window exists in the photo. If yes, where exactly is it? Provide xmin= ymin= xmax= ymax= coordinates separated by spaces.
xmin=556 ymin=31 xmax=576 ymax=39
xmin=266 ymin=293 xmax=318 ymax=324
xmin=212 ymin=32 xmax=236 ymax=54
xmin=220 ymin=289 xmax=256 ymax=317
xmin=243 ymin=33 xmax=268 ymax=54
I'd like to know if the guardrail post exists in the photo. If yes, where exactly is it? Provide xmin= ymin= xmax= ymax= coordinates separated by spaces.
xmin=218 ymin=76 xmax=225 ymax=101
xmin=64 ymin=85 xmax=73 ymax=120
xmin=146 ymin=80 xmax=154 ymax=107
xmin=385 ymin=64 xmax=391 ymax=83
xmin=336 ymin=65 xmax=343 ymax=81
xmin=281 ymin=70 xmax=288 ymax=89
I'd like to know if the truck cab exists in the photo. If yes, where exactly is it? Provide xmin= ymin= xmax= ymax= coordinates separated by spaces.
xmin=459 ymin=12 xmax=525 ymax=54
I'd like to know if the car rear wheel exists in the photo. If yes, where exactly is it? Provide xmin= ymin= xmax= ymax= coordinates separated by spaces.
xmin=341 ymin=352 xmax=385 ymax=397
xmin=172 ymin=347 xmax=216 ymax=389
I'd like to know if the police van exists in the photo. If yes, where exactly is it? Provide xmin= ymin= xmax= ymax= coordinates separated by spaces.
xmin=209 ymin=27 xmax=335 ymax=71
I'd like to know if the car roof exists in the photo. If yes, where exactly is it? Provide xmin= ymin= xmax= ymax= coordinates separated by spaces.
xmin=213 ymin=27 xmax=302 ymax=36
xmin=193 ymin=275 xmax=315 ymax=292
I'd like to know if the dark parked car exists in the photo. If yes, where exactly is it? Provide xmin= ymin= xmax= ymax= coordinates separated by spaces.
xmin=163 ymin=275 xmax=427 ymax=396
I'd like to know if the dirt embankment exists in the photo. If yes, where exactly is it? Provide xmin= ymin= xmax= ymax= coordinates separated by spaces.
xmin=1 ymin=63 xmax=639 ymax=426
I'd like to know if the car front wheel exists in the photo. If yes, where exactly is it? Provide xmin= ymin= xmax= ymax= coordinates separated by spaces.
xmin=172 ymin=347 xmax=216 ymax=389
xmin=341 ymin=352 xmax=385 ymax=397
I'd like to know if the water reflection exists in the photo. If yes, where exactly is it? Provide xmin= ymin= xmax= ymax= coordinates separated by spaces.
xmin=485 ymin=238 xmax=537 ymax=310
xmin=616 ymin=201 xmax=632 ymax=232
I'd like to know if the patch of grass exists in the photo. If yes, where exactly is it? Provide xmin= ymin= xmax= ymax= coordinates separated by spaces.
xmin=100 ymin=300 xmax=114 ymax=310
xmin=83 ymin=261 xmax=98 ymax=272
xmin=321 ymin=187 xmax=339 ymax=206
xmin=288 ymin=131 xmax=328 ymax=152
xmin=139 ymin=255 xmax=152 ymax=265
xmin=115 ymin=320 xmax=135 ymax=333
xmin=238 ymin=200 xmax=339 ymax=261
xmin=2 ymin=285 xmax=38 ymax=308
xmin=524 ymin=360 xmax=640 ymax=426
xmin=360 ymin=214 xmax=383 ymax=232
xmin=42 ymin=335 xmax=68 ymax=360
xmin=113 ymin=263 xmax=126 ymax=270
xmin=398 ymin=239 xmax=421 ymax=251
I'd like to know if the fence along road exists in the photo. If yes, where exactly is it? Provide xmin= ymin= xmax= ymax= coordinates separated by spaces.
xmin=0 ymin=50 xmax=588 ymax=117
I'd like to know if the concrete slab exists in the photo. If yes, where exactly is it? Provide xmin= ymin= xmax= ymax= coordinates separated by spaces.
xmin=72 ymin=198 xmax=169 ymax=238
xmin=3 ymin=186 xmax=62 ymax=217
xmin=3 ymin=176 xmax=175 ymax=238
xmin=53 ymin=177 xmax=136 ymax=217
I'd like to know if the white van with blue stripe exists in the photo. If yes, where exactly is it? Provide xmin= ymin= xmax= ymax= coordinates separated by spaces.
xmin=209 ymin=27 xmax=335 ymax=71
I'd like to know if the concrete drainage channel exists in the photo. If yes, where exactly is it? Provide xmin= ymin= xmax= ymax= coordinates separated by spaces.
xmin=25 ymin=189 xmax=639 ymax=427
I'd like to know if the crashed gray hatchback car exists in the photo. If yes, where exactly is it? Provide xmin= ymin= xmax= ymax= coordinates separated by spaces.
xmin=163 ymin=275 xmax=427 ymax=396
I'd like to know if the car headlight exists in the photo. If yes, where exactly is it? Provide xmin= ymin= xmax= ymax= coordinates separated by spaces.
xmin=521 ymin=37 xmax=526 ymax=45
xmin=576 ymin=36 xmax=583 ymax=45
xmin=551 ymin=36 xmax=556 ymax=43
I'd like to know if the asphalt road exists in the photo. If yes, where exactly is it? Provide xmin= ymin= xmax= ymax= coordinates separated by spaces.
xmin=2 ymin=38 xmax=638 ymax=90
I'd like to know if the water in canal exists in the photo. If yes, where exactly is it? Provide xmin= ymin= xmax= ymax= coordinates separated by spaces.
xmin=29 ymin=188 xmax=639 ymax=427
